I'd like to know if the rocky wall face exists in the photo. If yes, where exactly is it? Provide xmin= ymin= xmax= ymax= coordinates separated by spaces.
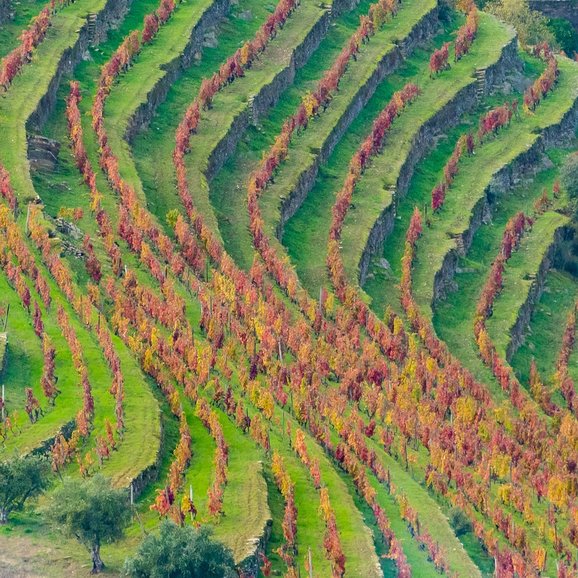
xmin=273 ymin=3 xmax=440 ymax=241
xmin=125 ymin=0 xmax=230 ymax=143
xmin=0 ymin=0 xmax=11 ymax=25
xmin=27 ymin=0 xmax=134 ymax=132
xmin=505 ymin=225 xmax=568 ymax=361
xmin=357 ymin=34 xmax=522 ymax=286
xmin=205 ymin=6 xmax=335 ymax=180
xmin=432 ymin=92 xmax=578 ymax=306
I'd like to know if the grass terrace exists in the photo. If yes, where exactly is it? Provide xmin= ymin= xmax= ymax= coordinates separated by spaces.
xmin=340 ymin=12 xmax=515 ymax=286
xmin=410 ymin=56 xmax=578 ymax=317
xmin=510 ymin=269 xmax=578 ymax=387
xmin=487 ymin=210 xmax=569 ymax=360
xmin=213 ymin=0 xmax=438 ymax=270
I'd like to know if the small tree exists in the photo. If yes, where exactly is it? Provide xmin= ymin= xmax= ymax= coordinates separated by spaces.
xmin=44 ymin=474 xmax=130 ymax=574
xmin=487 ymin=0 xmax=554 ymax=47
xmin=0 ymin=454 xmax=50 ymax=524
xmin=124 ymin=521 xmax=236 ymax=578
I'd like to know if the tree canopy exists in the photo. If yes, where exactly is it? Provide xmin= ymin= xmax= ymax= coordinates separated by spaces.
xmin=485 ymin=0 xmax=554 ymax=46
xmin=44 ymin=474 xmax=130 ymax=574
xmin=124 ymin=521 xmax=237 ymax=578
xmin=0 ymin=454 xmax=50 ymax=524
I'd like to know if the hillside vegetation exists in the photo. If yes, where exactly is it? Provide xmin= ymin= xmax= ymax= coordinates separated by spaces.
xmin=0 ymin=0 xmax=577 ymax=576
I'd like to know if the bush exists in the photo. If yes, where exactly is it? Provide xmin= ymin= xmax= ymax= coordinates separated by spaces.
xmin=44 ymin=475 xmax=130 ymax=574
xmin=448 ymin=507 xmax=472 ymax=536
xmin=548 ymin=18 xmax=578 ymax=56
xmin=486 ymin=0 xmax=554 ymax=47
xmin=0 ymin=454 xmax=50 ymax=524
xmin=124 ymin=521 xmax=236 ymax=578
xmin=561 ymin=153 xmax=578 ymax=202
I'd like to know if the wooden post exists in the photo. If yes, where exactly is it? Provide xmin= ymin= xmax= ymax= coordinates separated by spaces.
xmin=130 ymin=482 xmax=134 ymax=506
xmin=189 ymin=484 xmax=194 ymax=520
xmin=308 ymin=546 xmax=313 ymax=578
xmin=1 ymin=384 xmax=4 ymax=422
xmin=4 ymin=303 xmax=9 ymax=331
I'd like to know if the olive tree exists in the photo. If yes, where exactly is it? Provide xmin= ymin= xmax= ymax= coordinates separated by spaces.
xmin=124 ymin=521 xmax=236 ymax=578
xmin=0 ymin=454 xmax=50 ymax=524
xmin=44 ymin=474 xmax=130 ymax=574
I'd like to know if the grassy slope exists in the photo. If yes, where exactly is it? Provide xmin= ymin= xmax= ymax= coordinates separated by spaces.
xmin=212 ymin=0 xmax=379 ymax=270
xmin=0 ymin=0 xmax=47 ymax=59
xmin=510 ymin=269 xmax=578 ymax=388
xmin=103 ymin=0 xmax=218 ymax=208
xmin=487 ymin=210 xmax=569 ymax=359
xmin=285 ymin=12 xmax=512 ymax=295
xmin=340 ymin=13 xmax=514 ymax=284
xmin=0 ymin=0 xmax=161 ymax=480
xmin=411 ymin=56 xmax=578 ymax=316
xmin=181 ymin=0 xmax=333 ymax=243
xmin=262 ymin=0 xmax=439 ymax=236
xmin=431 ymin=153 xmax=565 ymax=404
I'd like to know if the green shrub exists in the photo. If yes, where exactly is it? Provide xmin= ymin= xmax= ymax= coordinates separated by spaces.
xmin=125 ymin=521 xmax=236 ymax=578
xmin=448 ymin=507 xmax=472 ymax=537
xmin=548 ymin=18 xmax=578 ymax=56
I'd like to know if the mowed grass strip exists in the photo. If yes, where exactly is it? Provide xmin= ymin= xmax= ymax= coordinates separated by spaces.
xmin=366 ymin=438 xmax=483 ymax=577
xmin=430 ymin=154 xmax=562 ymax=405
xmin=133 ymin=0 xmax=277 ymax=237
xmin=0 ymin=0 xmax=109 ymax=198
xmin=340 ymin=13 xmax=515 ymax=285
xmin=0 ymin=0 xmax=162 ymax=477
xmin=103 ymin=0 xmax=222 ymax=207
xmin=487 ymin=210 xmax=569 ymax=359
xmin=260 ymin=0 xmax=438 ymax=254
xmin=214 ymin=0 xmax=437 ymax=270
xmin=212 ymin=0 xmax=380 ymax=270
xmin=411 ymin=56 xmax=578 ymax=317
xmin=183 ymin=0 xmax=340 ymax=241
xmin=510 ymin=269 xmax=578 ymax=389
xmin=283 ymin=9 xmax=461 ymax=297
xmin=213 ymin=414 xmax=271 ymax=564
xmin=0 ymin=0 xmax=48 ymax=59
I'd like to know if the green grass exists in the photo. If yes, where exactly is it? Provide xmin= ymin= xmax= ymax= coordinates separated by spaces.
xmin=0 ymin=273 xmax=43 ymax=414
xmin=487 ymin=210 xmax=569 ymax=359
xmin=179 ymin=0 xmax=334 ymax=244
xmin=103 ymin=0 xmax=220 ymax=208
xmin=212 ymin=413 xmax=271 ymax=564
xmin=213 ymin=0 xmax=438 ymax=271
xmin=340 ymin=12 xmax=515 ymax=285
xmin=133 ymin=0 xmax=279 ymax=235
xmin=510 ymin=269 xmax=578 ymax=387
xmin=0 ymin=0 xmax=162 ymax=480
xmin=430 ymin=155 xmax=566 ymax=405
xmin=286 ymin=11 xmax=513 ymax=295
xmin=0 ymin=0 xmax=109 ymax=200
xmin=0 ymin=0 xmax=48 ymax=60
xmin=411 ymin=56 xmax=578 ymax=317
xmin=362 ymin=433 xmax=482 ymax=577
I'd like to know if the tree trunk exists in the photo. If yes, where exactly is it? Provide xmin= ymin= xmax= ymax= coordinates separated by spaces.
xmin=91 ymin=544 xmax=104 ymax=574
xmin=0 ymin=508 xmax=8 ymax=524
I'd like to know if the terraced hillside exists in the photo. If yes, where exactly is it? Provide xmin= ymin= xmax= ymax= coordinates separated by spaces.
xmin=0 ymin=0 xmax=578 ymax=576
